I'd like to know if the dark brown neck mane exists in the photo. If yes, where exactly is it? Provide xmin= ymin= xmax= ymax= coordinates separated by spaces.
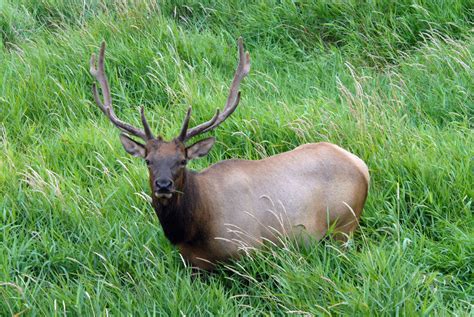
xmin=152 ymin=170 xmax=207 ymax=245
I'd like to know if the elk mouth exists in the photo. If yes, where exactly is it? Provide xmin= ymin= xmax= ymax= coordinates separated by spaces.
xmin=154 ymin=191 xmax=173 ymax=199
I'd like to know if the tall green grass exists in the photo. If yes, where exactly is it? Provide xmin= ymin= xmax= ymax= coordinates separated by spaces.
xmin=1 ymin=1 xmax=473 ymax=315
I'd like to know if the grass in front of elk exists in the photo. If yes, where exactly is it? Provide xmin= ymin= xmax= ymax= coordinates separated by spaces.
xmin=1 ymin=1 xmax=473 ymax=315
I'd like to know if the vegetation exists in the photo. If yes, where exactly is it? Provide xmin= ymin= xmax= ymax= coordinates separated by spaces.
xmin=1 ymin=1 xmax=472 ymax=315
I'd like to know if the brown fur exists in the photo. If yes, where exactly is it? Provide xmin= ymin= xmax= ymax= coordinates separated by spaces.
xmin=140 ymin=141 xmax=369 ymax=270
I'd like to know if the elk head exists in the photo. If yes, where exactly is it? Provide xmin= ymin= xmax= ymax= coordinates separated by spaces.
xmin=90 ymin=38 xmax=250 ymax=202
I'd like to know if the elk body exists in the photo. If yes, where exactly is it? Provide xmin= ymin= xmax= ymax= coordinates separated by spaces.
xmin=90 ymin=38 xmax=369 ymax=270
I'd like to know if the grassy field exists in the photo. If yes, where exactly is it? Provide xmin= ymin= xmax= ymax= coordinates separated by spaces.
xmin=1 ymin=1 xmax=473 ymax=315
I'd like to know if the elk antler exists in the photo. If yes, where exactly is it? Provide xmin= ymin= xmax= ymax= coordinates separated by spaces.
xmin=181 ymin=37 xmax=250 ymax=142
xmin=90 ymin=42 xmax=153 ymax=140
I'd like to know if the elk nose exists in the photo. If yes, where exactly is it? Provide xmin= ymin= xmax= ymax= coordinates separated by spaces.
xmin=155 ymin=179 xmax=173 ymax=191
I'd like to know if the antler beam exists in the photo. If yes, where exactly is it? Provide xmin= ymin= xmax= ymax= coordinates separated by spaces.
xmin=90 ymin=42 xmax=153 ymax=140
xmin=182 ymin=37 xmax=250 ymax=141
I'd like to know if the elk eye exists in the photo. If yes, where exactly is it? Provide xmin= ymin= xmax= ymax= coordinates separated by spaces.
xmin=180 ymin=160 xmax=187 ymax=166
xmin=145 ymin=159 xmax=150 ymax=165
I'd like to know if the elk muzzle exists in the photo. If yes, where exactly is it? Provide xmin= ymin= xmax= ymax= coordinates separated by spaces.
xmin=154 ymin=178 xmax=174 ymax=199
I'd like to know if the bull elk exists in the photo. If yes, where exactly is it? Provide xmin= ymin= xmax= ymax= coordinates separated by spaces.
xmin=89 ymin=38 xmax=369 ymax=270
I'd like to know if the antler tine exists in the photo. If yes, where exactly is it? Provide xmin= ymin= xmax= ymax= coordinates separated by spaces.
xmin=90 ymin=41 xmax=149 ymax=140
xmin=141 ymin=106 xmax=154 ymax=139
xmin=184 ymin=37 xmax=250 ymax=141
xmin=178 ymin=107 xmax=192 ymax=141
xmin=182 ymin=108 xmax=220 ymax=141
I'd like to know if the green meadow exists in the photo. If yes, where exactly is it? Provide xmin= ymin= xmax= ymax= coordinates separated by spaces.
xmin=1 ymin=1 xmax=472 ymax=315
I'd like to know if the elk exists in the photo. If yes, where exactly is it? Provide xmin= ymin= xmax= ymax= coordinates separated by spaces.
xmin=89 ymin=38 xmax=369 ymax=270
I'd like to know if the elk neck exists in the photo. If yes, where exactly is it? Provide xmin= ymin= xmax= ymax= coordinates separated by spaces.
xmin=151 ymin=169 xmax=208 ymax=245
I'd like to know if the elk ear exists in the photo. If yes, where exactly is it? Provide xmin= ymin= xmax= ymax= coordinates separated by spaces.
xmin=119 ymin=133 xmax=145 ymax=158
xmin=186 ymin=137 xmax=215 ymax=160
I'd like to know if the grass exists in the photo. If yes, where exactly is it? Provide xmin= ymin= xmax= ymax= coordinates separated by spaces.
xmin=1 ymin=0 xmax=473 ymax=315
